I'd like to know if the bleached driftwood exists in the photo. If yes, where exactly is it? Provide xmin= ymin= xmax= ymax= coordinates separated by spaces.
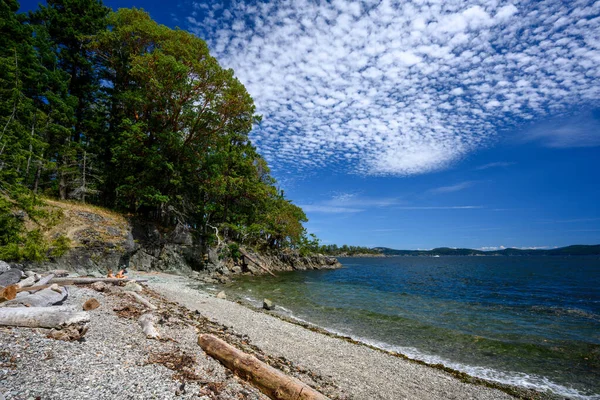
xmin=198 ymin=334 xmax=330 ymax=400
xmin=138 ymin=313 xmax=160 ymax=339
xmin=125 ymin=291 xmax=157 ymax=310
xmin=239 ymin=248 xmax=276 ymax=277
xmin=16 ymin=275 xmax=36 ymax=289
xmin=0 ymin=269 xmax=23 ymax=287
xmin=36 ymin=273 xmax=55 ymax=286
xmin=50 ymin=277 xmax=147 ymax=285
xmin=0 ymin=286 xmax=68 ymax=308
xmin=0 ymin=306 xmax=89 ymax=329
xmin=46 ymin=269 xmax=69 ymax=277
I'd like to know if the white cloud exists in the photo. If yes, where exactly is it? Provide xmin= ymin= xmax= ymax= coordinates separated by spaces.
xmin=300 ymin=193 xmax=400 ymax=214
xmin=299 ymin=205 xmax=364 ymax=213
xmin=430 ymin=181 xmax=477 ymax=194
xmin=187 ymin=0 xmax=600 ymax=176
xmin=394 ymin=206 xmax=484 ymax=210
xmin=522 ymin=111 xmax=600 ymax=148
xmin=475 ymin=161 xmax=516 ymax=170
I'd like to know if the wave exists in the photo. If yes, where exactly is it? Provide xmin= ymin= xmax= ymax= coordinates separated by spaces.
xmin=235 ymin=294 xmax=599 ymax=399
xmin=329 ymin=333 xmax=600 ymax=400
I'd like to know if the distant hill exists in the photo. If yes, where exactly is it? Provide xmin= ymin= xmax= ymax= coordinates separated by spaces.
xmin=372 ymin=244 xmax=600 ymax=256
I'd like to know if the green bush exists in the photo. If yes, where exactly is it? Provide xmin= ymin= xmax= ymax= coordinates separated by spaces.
xmin=50 ymin=234 xmax=71 ymax=258
xmin=22 ymin=230 xmax=48 ymax=262
xmin=228 ymin=242 xmax=241 ymax=261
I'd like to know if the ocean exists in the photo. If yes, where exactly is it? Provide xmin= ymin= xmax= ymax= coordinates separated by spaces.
xmin=221 ymin=256 xmax=600 ymax=399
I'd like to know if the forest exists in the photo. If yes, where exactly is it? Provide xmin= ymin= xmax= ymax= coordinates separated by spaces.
xmin=0 ymin=0 xmax=311 ymax=260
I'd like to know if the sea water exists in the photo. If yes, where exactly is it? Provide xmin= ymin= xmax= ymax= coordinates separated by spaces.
xmin=223 ymin=256 xmax=600 ymax=399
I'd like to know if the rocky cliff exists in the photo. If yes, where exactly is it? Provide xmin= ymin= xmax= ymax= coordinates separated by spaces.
xmin=12 ymin=200 xmax=341 ymax=278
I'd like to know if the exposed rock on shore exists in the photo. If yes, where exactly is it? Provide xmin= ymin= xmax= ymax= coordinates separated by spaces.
xmin=11 ymin=200 xmax=341 ymax=278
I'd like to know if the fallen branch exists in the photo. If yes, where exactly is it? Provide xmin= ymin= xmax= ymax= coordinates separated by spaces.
xmin=198 ymin=334 xmax=330 ymax=400
xmin=1 ymin=286 xmax=68 ymax=308
xmin=0 ymin=306 xmax=89 ymax=329
xmin=125 ymin=292 xmax=157 ymax=310
xmin=239 ymin=248 xmax=276 ymax=277
xmin=50 ymin=277 xmax=147 ymax=285
xmin=36 ymin=273 xmax=55 ymax=286
xmin=139 ymin=313 xmax=160 ymax=339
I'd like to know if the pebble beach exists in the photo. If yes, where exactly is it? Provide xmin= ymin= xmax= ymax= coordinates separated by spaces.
xmin=1 ymin=271 xmax=520 ymax=400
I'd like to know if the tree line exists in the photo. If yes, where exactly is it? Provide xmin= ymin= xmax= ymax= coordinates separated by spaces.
xmin=0 ymin=0 xmax=309 ymax=259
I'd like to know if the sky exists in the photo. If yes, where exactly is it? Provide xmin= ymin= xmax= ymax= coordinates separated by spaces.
xmin=20 ymin=0 xmax=600 ymax=249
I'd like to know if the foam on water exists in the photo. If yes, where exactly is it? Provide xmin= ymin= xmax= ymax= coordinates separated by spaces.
xmin=323 ymin=328 xmax=599 ymax=400
xmin=240 ymin=295 xmax=599 ymax=400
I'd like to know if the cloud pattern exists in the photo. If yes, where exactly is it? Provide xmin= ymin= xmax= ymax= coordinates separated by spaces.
xmin=187 ymin=0 xmax=600 ymax=176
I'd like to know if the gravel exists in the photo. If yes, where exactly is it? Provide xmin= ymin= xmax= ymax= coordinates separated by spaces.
xmin=0 ymin=281 xmax=267 ymax=400
xmin=1 ymin=271 xmax=519 ymax=400
xmin=146 ymin=272 xmax=517 ymax=400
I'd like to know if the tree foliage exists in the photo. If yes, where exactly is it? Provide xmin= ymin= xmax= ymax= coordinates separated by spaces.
xmin=0 ymin=1 xmax=313 ymax=259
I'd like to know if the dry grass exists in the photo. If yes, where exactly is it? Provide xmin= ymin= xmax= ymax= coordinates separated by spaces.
xmin=38 ymin=198 xmax=130 ymax=247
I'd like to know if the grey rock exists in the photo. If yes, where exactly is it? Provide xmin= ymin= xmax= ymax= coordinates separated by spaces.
xmin=208 ymin=247 xmax=219 ymax=265
xmin=216 ymin=291 xmax=227 ymax=299
xmin=123 ymin=281 xmax=143 ymax=293
xmin=263 ymin=298 xmax=275 ymax=310
xmin=218 ymin=266 xmax=230 ymax=275
xmin=170 ymin=223 xmax=193 ymax=246
xmin=231 ymin=266 xmax=242 ymax=274
xmin=0 ymin=260 xmax=11 ymax=273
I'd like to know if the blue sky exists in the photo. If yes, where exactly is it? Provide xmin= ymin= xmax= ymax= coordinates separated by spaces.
xmin=20 ymin=0 xmax=600 ymax=249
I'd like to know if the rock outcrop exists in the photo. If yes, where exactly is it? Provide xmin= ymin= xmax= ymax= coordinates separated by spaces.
xmin=8 ymin=200 xmax=342 ymax=278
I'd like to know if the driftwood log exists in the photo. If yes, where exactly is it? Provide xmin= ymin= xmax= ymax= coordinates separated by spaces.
xmin=0 ymin=286 xmax=68 ymax=308
xmin=138 ymin=313 xmax=160 ymax=339
xmin=0 ymin=285 xmax=17 ymax=301
xmin=198 ymin=334 xmax=330 ymax=400
xmin=36 ymin=273 xmax=55 ymax=286
xmin=125 ymin=292 xmax=157 ymax=310
xmin=239 ymin=248 xmax=277 ymax=277
xmin=15 ymin=275 xmax=37 ymax=289
xmin=0 ymin=269 xmax=23 ymax=287
xmin=49 ymin=277 xmax=147 ymax=285
xmin=0 ymin=306 xmax=89 ymax=329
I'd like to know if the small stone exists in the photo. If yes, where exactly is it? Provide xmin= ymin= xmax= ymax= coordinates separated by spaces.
xmin=216 ymin=291 xmax=226 ymax=299
xmin=24 ymin=271 xmax=36 ymax=278
xmin=263 ymin=298 xmax=275 ymax=310
xmin=83 ymin=298 xmax=100 ymax=311
xmin=91 ymin=281 xmax=108 ymax=292
xmin=231 ymin=266 xmax=242 ymax=274
xmin=123 ymin=281 xmax=143 ymax=292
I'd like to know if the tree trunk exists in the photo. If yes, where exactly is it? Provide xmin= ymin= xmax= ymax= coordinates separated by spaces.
xmin=49 ymin=277 xmax=146 ymax=285
xmin=33 ymin=158 xmax=43 ymax=194
xmin=1 ymin=286 xmax=67 ymax=308
xmin=0 ymin=306 xmax=89 ymax=329
xmin=198 ymin=334 xmax=330 ymax=400
xmin=239 ymin=248 xmax=276 ymax=277
xmin=125 ymin=291 xmax=157 ymax=310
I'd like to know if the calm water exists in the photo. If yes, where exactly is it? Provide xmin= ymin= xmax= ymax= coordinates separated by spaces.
xmin=222 ymin=256 xmax=600 ymax=399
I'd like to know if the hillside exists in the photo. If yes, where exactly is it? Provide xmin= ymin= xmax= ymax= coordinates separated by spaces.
xmin=373 ymin=245 xmax=600 ymax=256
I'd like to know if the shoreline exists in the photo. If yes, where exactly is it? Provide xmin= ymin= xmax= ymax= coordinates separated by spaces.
xmin=1 ymin=270 xmax=568 ymax=399
xmin=143 ymin=272 xmax=542 ymax=400
xmin=222 ymin=294 xmax=565 ymax=400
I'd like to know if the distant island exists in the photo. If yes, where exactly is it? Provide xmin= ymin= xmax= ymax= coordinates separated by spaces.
xmin=330 ymin=244 xmax=600 ymax=257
